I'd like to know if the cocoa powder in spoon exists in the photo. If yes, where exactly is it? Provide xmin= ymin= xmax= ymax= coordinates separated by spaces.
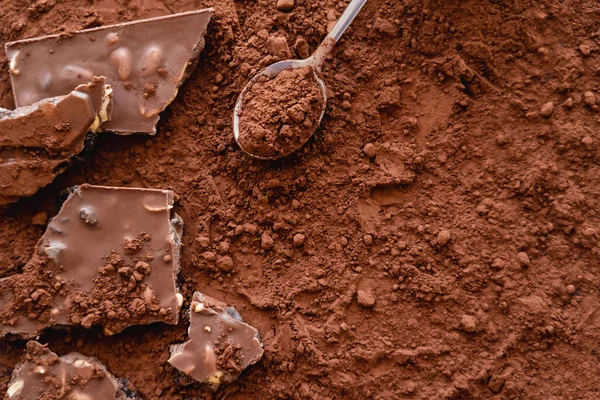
xmin=237 ymin=66 xmax=324 ymax=158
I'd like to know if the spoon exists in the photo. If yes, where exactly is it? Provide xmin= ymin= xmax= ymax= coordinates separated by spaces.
xmin=233 ymin=0 xmax=368 ymax=160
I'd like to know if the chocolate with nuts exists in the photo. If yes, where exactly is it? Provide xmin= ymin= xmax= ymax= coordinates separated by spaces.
xmin=0 ymin=184 xmax=184 ymax=338
xmin=0 ymin=77 xmax=112 ymax=206
xmin=168 ymin=292 xmax=264 ymax=390
xmin=5 ymin=9 xmax=212 ymax=135
xmin=6 ymin=341 xmax=137 ymax=400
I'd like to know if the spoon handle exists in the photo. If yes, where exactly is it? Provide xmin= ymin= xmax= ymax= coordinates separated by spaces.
xmin=329 ymin=0 xmax=368 ymax=43
xmin=311 ymin=0 xmax=367 ymax=67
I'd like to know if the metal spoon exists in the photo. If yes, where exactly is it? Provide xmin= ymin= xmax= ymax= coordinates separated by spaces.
xmin=233 ymin=0 xmax=368 ymax=160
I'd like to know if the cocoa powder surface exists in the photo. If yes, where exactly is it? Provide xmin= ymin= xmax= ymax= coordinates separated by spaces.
xmin=1 ymin=0 xmax=600 ymax=399
xmin=238 ymin=66 xmax=323 ymax=158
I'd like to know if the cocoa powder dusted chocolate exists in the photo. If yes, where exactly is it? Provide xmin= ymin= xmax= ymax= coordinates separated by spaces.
xmin=0 ymin=184 xmax=183 ymax=338
xmin=5 ymin=9 xmax=212 ymax=135
xmin=168 ymin=292 xmax=263 ymax=390
xmin=0 ymin=77 xmax=112 ymax=205
xmin=6 ymin=341 xmax=137 ymax=399
xmin=237 ymin=66 xmax=324 ymax=158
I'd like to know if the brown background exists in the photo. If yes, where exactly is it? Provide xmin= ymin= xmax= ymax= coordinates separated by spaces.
xmin=1 ymin=0 xmax=600 ymax=399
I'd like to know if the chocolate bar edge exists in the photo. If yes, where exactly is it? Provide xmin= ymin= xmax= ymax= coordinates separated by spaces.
xmin=4 ymin=9 xmax=213 ymax=49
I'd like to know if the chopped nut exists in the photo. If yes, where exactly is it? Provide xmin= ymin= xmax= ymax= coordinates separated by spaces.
xmin=110 ymin=47 xmax=132 ymax=81
xmin=192 ymin=302 xmax=204 ymax=313
xmin=9 ymin=51 xmax=20 ymax=75
xmin=140 ymin=45 xmax=162 ymax=76
xmin=176 ymin=293 xmax=184 ymax=308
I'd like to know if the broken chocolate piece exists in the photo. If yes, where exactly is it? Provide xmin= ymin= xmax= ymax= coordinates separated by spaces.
xmin=0 ymin=78 xmax=112 ymax=205
xmin=168 ymin=292 xmax=264 ymax=389
xmin=6 ymin=9 xmax=213 ymax=135
xmin=6 ymin=341 xmax=137 ymax=400
xmin=0 ymin=184 xmax=183 ymax=338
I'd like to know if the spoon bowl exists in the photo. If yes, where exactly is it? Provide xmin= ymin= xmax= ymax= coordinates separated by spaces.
xmin=233 ymin=59 xmax=327 ymax=160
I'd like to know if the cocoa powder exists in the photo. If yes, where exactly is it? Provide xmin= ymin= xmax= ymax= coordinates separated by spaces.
xmin=1 ymin=0 xmax=600 ymax=399
xmin=237 ymin=66 xmax=324 ymax=158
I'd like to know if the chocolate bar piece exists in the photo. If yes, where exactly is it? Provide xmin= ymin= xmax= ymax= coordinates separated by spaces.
xmin=5 ymin=9 xmax=213 ymax=135
xmin=0 ymin=184 xmax=183 ymax=338
xmin=168 ymin=292 xmax=264 ymax=389
xmin=0 ymin=77 xmax=112 ymax=205
xmin=6 ymin=341 xmax=137 ymax=400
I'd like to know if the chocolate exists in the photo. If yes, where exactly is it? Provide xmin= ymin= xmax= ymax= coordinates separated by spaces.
xmin=0 ymin=184 xmax=183 ymax=338
xmin=6 ymin=341 xmax=137 ymax=400
xmin=5 ymin=9 xmax=213 ymax=135
xmin=168 ymin=292 xmax=264 ymax=389
xmin=0 ymin=77 xmax=112 ymax=205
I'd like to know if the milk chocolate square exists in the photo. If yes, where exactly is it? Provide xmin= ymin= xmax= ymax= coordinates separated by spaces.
xmin=6 ymin=341 xmax=138 ymax=400
xmin=6 ymin=9 xmax=212 ymax=134
xmin=168 ymin=292 xmax=264 ymax=390
xmin=0 ymin=184 xmax=183 ymax=338
xmin=0 ymin=77 xmax=112 ymax=205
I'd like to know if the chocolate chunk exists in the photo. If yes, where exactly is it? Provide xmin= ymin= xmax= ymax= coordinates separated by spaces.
xmin=6 ymin=9 xmax=213 ymax=135
xmin=168 ymin=292 xmax=264 ymax=390
xmin=0 ymin=77 xmax=112 ymax=206
xmin=0 ymin=184 xmax=183 ymax=338
xmin=6 ymin=341 xmax=137 ymax=400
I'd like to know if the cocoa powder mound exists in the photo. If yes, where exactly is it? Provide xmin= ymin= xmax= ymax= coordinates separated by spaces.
xmin=237 ymin=66 xmax=324 ymax=158
xmin=2 ymin=0 xmax=600 ymax=399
